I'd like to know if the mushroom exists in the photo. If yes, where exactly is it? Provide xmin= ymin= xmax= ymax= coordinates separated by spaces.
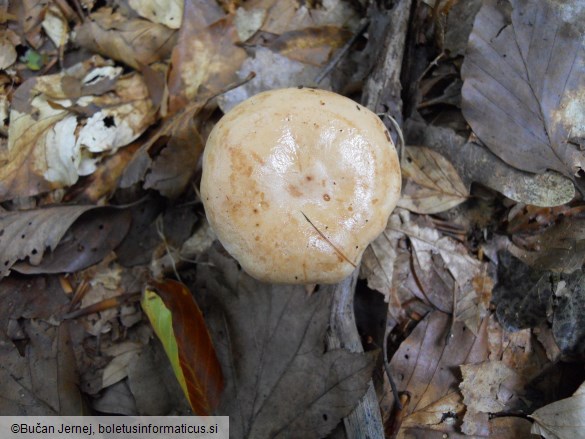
xmin=200 ymin=88 xmax=401 ymax=284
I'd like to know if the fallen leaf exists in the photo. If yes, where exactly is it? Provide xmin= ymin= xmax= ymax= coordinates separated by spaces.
xmin=462 ymin=0 xmax=585 ymax=189
xmin=167 ymin=12 xmax=245 ymax=112
xmin=101 ymin=342 xmax=143 ymax=388
xmin=1 ymin=56 xmax=155 ymax=200
xmin=12 ymin=208 xmax=131 ymax=275
xmin=141 ymin=279 xmax=223 ymax=415
xmin=363 ymin=209 xmax=491 ymax=333
xmin=460 ymin=361 xmax=523 ymax=436
xmin=126 ymin=341 xmax=192 ymax=415
xmin=443 ymin=0 xmax=482 ymax=56
xmin=0 ymin=320 xmax=82 ymax=415
xmin=18 ymin=0 xmax=46 ymax=49
xmin=508 ymin=216 xmax=585 ymax=274
xmin=128 ymin=0 xmax=184 ymax=29
xmin=73 ymin=7 xmax=177 ymax=70
xmin=266 ymin=26 xmax=351 ymax=66
xmin=218 ymin=46 xmax=328 ymax=112
xmin=196 ymin=245 xmax=377 ymax=438
xmin=530 ymin=380 xmax=585 ymax=439
xmin=381 ymin=311 xmax=488 ymax=434
xmin=41 ymin=2 xmax=68 ymax=48
xmin=0 ymin=31 xmax=17 ymax=69
xmin=492 ymin=253 xmax=585 ymax=355
xmin=404 ymin=118 xmax=576 ymax=207
xmin=0 ymin=205 xmax=97 ymax=279
xmin=398 ymin=146 xmax=468 ymax=214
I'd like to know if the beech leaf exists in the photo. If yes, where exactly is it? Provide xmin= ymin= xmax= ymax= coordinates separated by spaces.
xmin=196 ymin=245 xmax=376 ymax=438
xmin=0 ymin=205 xmax=98 ymax=279
xmin=462 ymin=0 xmax=585 ymax=188
xmin=530 ymin=380 xmax=585 ymax=439
xmin=141 ymin=279 xmax=223 ymax=415
xmin=398 ymin=146 xmax=468 ymax=214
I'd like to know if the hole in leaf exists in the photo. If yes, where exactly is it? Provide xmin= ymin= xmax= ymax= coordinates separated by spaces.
xmin=103 ymin=116 xmax=116 ymax=128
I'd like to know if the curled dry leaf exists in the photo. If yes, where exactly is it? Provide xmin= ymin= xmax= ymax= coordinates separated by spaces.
xmin=0 ymin=30 xmax=18 ymax=70
xmin=73 ymin=7 xmax=177 ymax=70
xmin=41 ymin=2 xmax=68 ymax=48
xmin=141 ymin=279 xmax=223 ymax=415
xmin=12 ymin=208 xmax=131 ymax=276
xmin=1 ymin=56 xmax=155 ymax=200
xmin=362 ymin=210 xmax=492 ymax=333
xmin=0 ymin=205 xmax=98 ymax=279
xmin=462 ymin=0 xmax=585 ymax=190
xmin=530 ymin=380 xmax=585 ymax=439
xmin=398 ymin=146 xmax=468 ymax=214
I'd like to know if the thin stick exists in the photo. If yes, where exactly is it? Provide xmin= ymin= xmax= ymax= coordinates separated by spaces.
xmin=314 ymin=19 xmax=370 ymax=85
xmin=300 ymin=211 xmax=356 ymax=268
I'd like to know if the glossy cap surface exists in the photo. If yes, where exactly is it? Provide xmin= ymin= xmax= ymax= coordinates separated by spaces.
xmin=201 ymin=88 xmax=401 ymax=284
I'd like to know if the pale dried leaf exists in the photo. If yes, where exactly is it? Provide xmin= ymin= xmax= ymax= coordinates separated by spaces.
xmin=1 ymin=57 xmax=155 ymax=199
xmin=41 ymin=3 xmax=68 ymax=47
xmin=530 ymin=381 xmax=585 ymax=439
xmin=102 ymin=342 xmax=142 ymax=388
xmin=168 ymin=14 xmax=246 ymax=112
xmin=0 ymin=33 xmax=17 ymax=69
xmin=460 ymin=361 xmax=523 ymax=436
xmin=398 ymin=146 xmax=468 ymax=214
xmin=128 ymin=0 xmax=183 ymax=29
xmin=235 ymin=7 xmax=265 ymax=42
xmin=404 ymin=119 xmax=576 ymax=207
xmin=393 ymin=210 xmax=489 ymax=333
xmin=359 ymin=212 xmax=403 ymax=301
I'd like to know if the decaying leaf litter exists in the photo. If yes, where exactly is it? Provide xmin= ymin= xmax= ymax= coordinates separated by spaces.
xmin=1 ymin=0 xmax=584 ymax=437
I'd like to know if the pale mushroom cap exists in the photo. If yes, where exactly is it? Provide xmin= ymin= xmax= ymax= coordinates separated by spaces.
xmin=201 ymin=88 xmax=401 ymax=284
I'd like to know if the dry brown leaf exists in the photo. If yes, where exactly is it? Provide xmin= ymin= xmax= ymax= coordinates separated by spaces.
xmin=197 ymin=245 xmax=377 ymax=438
xmin=508 ymin=216 xmax=585 ymax=274
xmin=530 ymin=380 xmax=585 ymax=439
xmin=398 ymin=146 xmax=468 ymax=214
xmin=254 ymin=0 xmax=358 ymax=35
xmin=73 ymin=7 xmax=177 ymax=70
xmin=381 ymin=311 xmax=488 ymax=435
xmin=0 ymin=321 xmax=82 ymax=415
xmin=462 ymin=0 xmax=585 ymax=190
xmin=1 ymin=56 xmax=155 ymax=200
xmin=101 ymin=342 xmax=143 ymax=388
xmin=0 ymin=205 xmax=99 ymax=279
xmin=362 ymin=209 xmax=492 ymax=333
xmin=18 ymin=0 xmax=47 ymax=49
xmin=266 ymin=26 xmax=351 ymax=66
xmin=167 ymin=12 xmax=246 ymax=112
